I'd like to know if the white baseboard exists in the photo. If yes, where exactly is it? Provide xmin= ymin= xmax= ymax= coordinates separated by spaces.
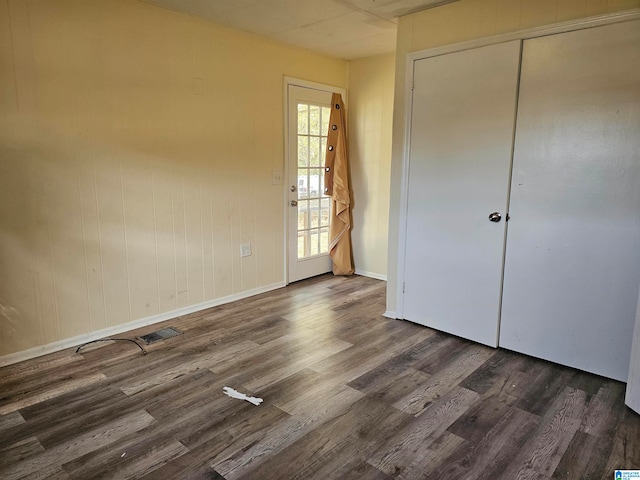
xmin=0 ymin=281 xmax=286 ymax=368
xmin=355 ymin=269 xmax=387 ymax=281
xmin=383 ymin=310 xmax=397 ymax=319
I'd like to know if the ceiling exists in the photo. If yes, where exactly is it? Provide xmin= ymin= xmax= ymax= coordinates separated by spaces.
xmin=140 ymin=0 xmax=459 ymax=60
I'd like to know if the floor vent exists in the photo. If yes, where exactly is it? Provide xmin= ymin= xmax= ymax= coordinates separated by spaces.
xmin=138 ymin=327 xmax=183 ymax=345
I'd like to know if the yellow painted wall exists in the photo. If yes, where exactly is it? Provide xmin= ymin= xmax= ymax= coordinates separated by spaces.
xmin=348 ymin=53 xmax=395 ymax=279
xmin=386 ymin=0 xmax=640 ymax=313
xmin=0 ymin=0 xmax=347 ymax=357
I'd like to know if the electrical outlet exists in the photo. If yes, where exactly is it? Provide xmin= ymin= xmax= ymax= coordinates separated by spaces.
xmin=240 ymin=243 xmax=252 ymax=257
xmin=272 ymin=170 xmax=283 ymax=185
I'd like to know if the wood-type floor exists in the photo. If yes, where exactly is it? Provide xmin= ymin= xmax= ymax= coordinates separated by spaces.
xmin=1 ymin=274 xmax=638 ymax=479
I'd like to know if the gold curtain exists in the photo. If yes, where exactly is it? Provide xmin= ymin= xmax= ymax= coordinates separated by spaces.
xmin=323 ymin=93 xmax=354 ymax=275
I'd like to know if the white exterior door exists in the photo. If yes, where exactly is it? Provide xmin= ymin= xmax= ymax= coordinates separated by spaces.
xmin=287 ymin=85 xmax=333 ymax=283
xmin=500 ymin=20 xmax=640 ymax=381
xmin=402 ymin=41 xmax=521 ymax=347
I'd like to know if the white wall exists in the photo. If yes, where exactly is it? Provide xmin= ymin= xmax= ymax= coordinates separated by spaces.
xmin=348 ymin=53 xmax=395 ymax=280
xmin=0 ymin=0 xmax=347 ymax=358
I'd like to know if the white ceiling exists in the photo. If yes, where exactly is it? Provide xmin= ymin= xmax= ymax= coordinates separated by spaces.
xmin=140 ymin=0 xmax=459 ymax=60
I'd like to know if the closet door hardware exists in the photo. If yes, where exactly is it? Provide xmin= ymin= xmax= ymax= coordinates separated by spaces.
xmin=488 ymin=212 xmax=502 ymax=223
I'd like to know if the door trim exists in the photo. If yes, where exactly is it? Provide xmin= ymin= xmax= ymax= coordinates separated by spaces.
xmin=407 ymin=9 xmax=640 ymax=63
xmin=282 ymin=77 xmax=346 ymax=284
xmin=394 ymin=9 xmax=640 ymax=319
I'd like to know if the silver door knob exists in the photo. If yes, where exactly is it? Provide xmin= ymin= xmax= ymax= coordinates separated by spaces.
xmin=291 ymin=200 xmax=298 ymax=207
xmin=488 ymin=212 xmax=501 ymax=222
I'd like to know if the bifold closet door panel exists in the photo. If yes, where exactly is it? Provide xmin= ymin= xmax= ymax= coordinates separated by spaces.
xmin=500 ymin=20 xmax=640 ymax=381
xmin=403 ymin=41 xmax=521 ymax=347
xmin=627 ymin=292 xmax=640 ymax=413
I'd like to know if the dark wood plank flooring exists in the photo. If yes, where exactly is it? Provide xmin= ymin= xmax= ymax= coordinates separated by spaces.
xmin=0 ymin=274 xmax=638 ymax=479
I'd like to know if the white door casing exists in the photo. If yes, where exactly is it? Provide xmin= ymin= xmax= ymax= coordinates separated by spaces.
xmin=402 ymin=41 xmax=522 ymax=347
xmin=500 ymin=20 xmax=640 ymax=381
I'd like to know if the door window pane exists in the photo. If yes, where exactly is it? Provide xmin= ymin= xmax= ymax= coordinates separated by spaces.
xmin=320 ymin=227 xmax=329 ymax=254
xmin=309 ymin=105 xmax=320 ymax=135
xmin=309 ymin=137 xmax=320 ymax=167
xmin=310 ymin=230 xmax=319 ymax=256
xmin=321 ymin=107 xmax=330 ymax=137
xmin=298 ymin=169 xmax=309 ymax=199
xmin=310 ymin=199 xmax=320 ymax=228
xmin=298 ymin=104 xmax=308 ymax=134
xmin=298 ymin=200 xmax=309 ymax=229
xmin=295 ymin=101 xmax=333 ymax=261
xmin=309 ymin=169 xmax=320 ymax=199
xmin=298 ymin=231 xmax=308 ymax=259
xmin=321 ymin=198 xmax=330 ymax=227
xmin=297 ymin=136 xmax=308 ymax=167
xmin=320 ymin=137 xmax=327 ymax=165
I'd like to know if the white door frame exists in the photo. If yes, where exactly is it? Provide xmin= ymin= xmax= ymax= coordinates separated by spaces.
xmin=394 ymin=9 xmax=640 ymax=319
xmin=283 ymin=77 xmax=346 ymax=284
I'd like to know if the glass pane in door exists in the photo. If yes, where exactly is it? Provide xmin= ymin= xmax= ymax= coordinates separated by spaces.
xmin=297 ymin=101 xmax=331 ymax=260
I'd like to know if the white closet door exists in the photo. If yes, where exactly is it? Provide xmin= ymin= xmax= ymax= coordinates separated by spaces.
xmin=501 ymin=20 xmax=640 ymax=381
xmin=402 ymin=41 xmax=521 ymax=347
